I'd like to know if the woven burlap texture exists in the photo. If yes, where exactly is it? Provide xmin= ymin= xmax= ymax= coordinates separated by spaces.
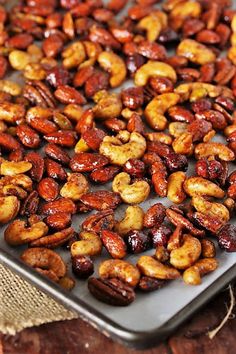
xmin=0 ymin=263 xmax=78 ymax=335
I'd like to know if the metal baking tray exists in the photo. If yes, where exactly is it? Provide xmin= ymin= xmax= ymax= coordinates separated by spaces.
xmin=1 ymin=0 xmax=236 ymax=349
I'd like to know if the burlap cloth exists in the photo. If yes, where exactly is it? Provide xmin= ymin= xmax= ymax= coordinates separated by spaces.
xmin=0 ymin=263 xmax=78 ymax=335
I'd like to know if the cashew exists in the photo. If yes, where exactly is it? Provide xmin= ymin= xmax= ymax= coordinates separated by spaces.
xmin=175 ymin=83 xmax=222 ymax=102
xmin=145 ymin=93 xmax=180 ymax=131
xmin=62 ymin=41 xmax=86 ymax=69
xmin=0 ymin=174 xmax=32 ymax=192
xmin=71 ymin=231 xmax=102 ymax=257
xmin=74 ymin=138 xmax=90 ymax=153
xmin=81 ymin=41 xmax=102 ymax=68
xmin=167 ymin=171 xmax=187 ymax=204
xmin=177 ymin=39 xmax=216 ymax=65
xmin=184 ymin=177 xmax=225 ymax=198
xmin=112 ymin=172 xmax=150 ymax=204
xmin=155 ymin=246 xmax=169 ymax=263
xmin=137 ymin=11 xmax=167 ymax=42
xmin=60 ymin=173 xmax=89 ymax=201
xmin=0 ymin=161 xmax=32 ymax=176
xmin=30 ymin=227 xmax=74 ymax=248
xmin=99 ymin=131 xmax=146 ymax=165
xmin=183 ymin=258 xmax=218 ymax=285
xmin=195 ymin=142 xmax=235 ymax=161
xmin=115 ymin=206 xmax=144 ymax=236
xmin=9 ymin=50 xmax=31 ymax=70
xmin=201 ymin=239 xmax=216 ymax=258
xmin=134 ymin=61 xmax=177 ymax=86
xmin=0 ymin=80 xmax=22 ymax=96
xmin=0 ymin=102 xmax=25 ymax=123
xmin=170 ymin=234 xmax=201 ymax=270
xmin=170 ymin=1 xmax=201 ymax=30
xmin=172 ymin=132 xmax=193 ymax=155
xmin=146 ymin=132 xmax=173 ymax=145
xmin=0 ymin=196 xmax=20 ymax=224
xmin=192 ymin=196 xmax=230 ymax=223
xmin=24 ymin=63 xmax=46 ymax=81
xmin=93 ymin=90 xmax=122 ymax=119
xmin=99 ymin=259 xmax=140 ymax=287
xmin=4 ymin=219 xmax=49 ymax=246
xmin=21 ymin=247 xmax=66 ymax=281
xmin=98 ymin=51 xmax=126 ymax=88
xmin=137 ymin=255 xmax=180 ymax=280
xmin=169 ymin=122 xmax=188 ymax=138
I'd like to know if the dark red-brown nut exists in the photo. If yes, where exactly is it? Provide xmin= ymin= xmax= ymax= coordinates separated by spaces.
xmin=103 ymin=118 xmax=126 ymax=133
xmin=72 ymin=255 xmax=94 ymax=279
xmin=80 ymin=191 xmax=122 ymax=211
xmin=55 ymin=85 xmax=86 ymax=105
xmin=138 ymin=276 xmax=167 ymax=292
xmin=70 ymin=153 xmax=109 ymax=172
xmin=0 ymin=132 xmax=21 ymax=151
xmin=158 ymin=27 xmax=179 ymax=43
xmin=121 ymin=87 xmax=144 ymax=110
xmin=101 ymin=230 xmax=127 ymax=259
xmin=195 ymin=159 xmax=224 ymax=181
xmin=42 ymin=34 xmax=64 ymax=58
xmin=195 ymin=110 xmax=227 ymax=130
xmin=199 ymin=63 xmax=215 ymax=83
xmin=192 ymin=212 xmax=224 ymax=234
xmin=177 ymin=68 xmax=200 ymax=82
xmin=82 ymin=209 xmax=115 ymax=233
xmin=151 ymin=160 xmax=168 ymax=197
xmin=227 ymin=184 xmax=236 ymax=200
xmin=126 ymin=54 xmax=145 ymax=76
xmin=25 ymin=151 xmax=45 ymax=182
xmin=191 ymin=99 xmax=212 ymax=113
xmin=90 ymin=166 xmax=120 ymax=184
xmin=168 ymin=106 xmax=194 ymax=123
xmin=9 ymin=149 xmax=24 ymax=162
xmin=20 ymin=191 xmax=39 ymax=217
xmin=82 ymin=128 xmax=106 ymax=151
xmin=215 ymin=96 xmax=234 ymax=112
xmin=125 ymin=230 xmax=151 ymax=254
xmin=16 ymin=124 xmax=40 ymax=149
xmin=37 ymin=177 xmax=59 ymax=202
xmin=45 ymin=158 xmax=67 ymax=181
xmin=41 ymin=197 xmax=76 ymax=215
xmin=143 ymin=203 xmax=166 ymax=229
xmin=182 ymin=18 xmax=205 ymax=37
xmin=123 ymin=158 xmax=145 ymax=178
xmin=44 ymin=143 xmax=70 ymax=165
xmin=46 ymin=66 xmax=70 ymax=88
xmin=88 ymin=277 xmax=135 ymax=306
xmin=89 ymin=26 xmax=121 ymax=49
xmin=218 ymin=224 xmax=236 ymax=252
xmin=149 ymin=225 xmax=172 ymax=248
xmin=187 ymin=119 xmax=212 ymax=142
xmin=44 ymin=130 xmax=77 ymax=147
xmin=73 ymin=66 xmax=94 ymax=88
xmin=228 ymin=171 xmax=236 ymax=185
xmin=137 ymin=41 xmax=167 ymax=61
xmin=149 ymin=77 xmax=174 ymax=94
xmin=0 ymin=56 xmax=7 ymax=79
xmin=127 ymin=113 xmax=145 ymax=135
xmin=45 ymin=212 xmax=72 ymax=230
xmin=196 ymin=29 xmax=221 ymax=44
xmin=84 ymin=70 xmax=110 ymax=98
xmin=6 ymin=33 xmax=33 ymax=49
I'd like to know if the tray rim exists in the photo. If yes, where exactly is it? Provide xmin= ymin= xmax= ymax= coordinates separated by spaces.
xmin=1 ymin=247 xmax=236 ymax=349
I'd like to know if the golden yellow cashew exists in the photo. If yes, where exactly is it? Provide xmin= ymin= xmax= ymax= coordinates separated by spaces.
xmin=201 ymin=239 xmax=216 ymax=258
xmin=71 ymin=231 xmax=102 ymax=257
xmin=99 ymin=259 xmax=140 ymax=287
xmin=146 ymin=132 xmax=173 ymax=145
xmin=0 ymin=174 xmax=33 ymax=192
xmin=192 ymin=196 xmax=230 ymax=223
xmin=195 ymin=142 xmax=235 ymax=161
xmin=183 ymin=258 xmax=218 ymax=285
xmin=81 ymin=41 xmax=102 ymax=68
xmin=177 ymin=39 xmax=216 ymax=65
xmin=169 ymin=122 xmax=188 ymax=138
xmin=137 ymin=11 xmax=167 ymax=42
xmin=93 ymin=90 xmax=122 ymax=119
xmin=172 ymin=132 xmax=193 ymax=155
xmin=0 ymin=196 xmax=20 ymax=224
xmin=115 ymin=206 xmax=144 ymax=236
xmin=175 ymin=83 xmax=222 ymax=102
xmin=0 ymin=102 xmax=25 ymax=123
xmin=74 ymin=138 xmax=90 ymax=153
xmin=9 ymin=50 xmax=31 ymax=70
xmin=167 ymin=171 xmax=187 ymax=204
xmin=137 ymin=255 xmax=180 ymax=280
xmin=170 ymin=1 xmax=201 ymax=30
xmin=62 ymin=41 xmax=86 ymax=69
xmin=112 ymin=172 xmax=150 ymax=204
xmin=134 ymin=61 xmax=177 ymax=86
xmin=170 ymin=234 xmax=201 ymax=270
xmin=99 ymin=131 xmax=146 ymax=165
xmin=184 ymin=177 xmax=225 ymax=198
xmin=60 ymin=173 xmax=89 ymax=201
xmin=24 ymin=63 xmax=46 ymax=81
xmin=144 ymin=93 xmax=180 ymax=131
xmin=98 ymin=51 xmax=127 ymax=88
xmin=0 ymin=161 xmax=32 ymax=176
xmin=0 ymin=80 xmax=22 ymax=96
xmin=4 ymin=219 xmax=49 ymax=246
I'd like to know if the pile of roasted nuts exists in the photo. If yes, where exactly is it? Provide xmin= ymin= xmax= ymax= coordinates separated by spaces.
xmin=0 ymin=0 xmax=236 ymax=306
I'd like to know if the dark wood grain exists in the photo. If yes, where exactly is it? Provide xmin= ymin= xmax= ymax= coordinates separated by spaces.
xmin=1 ymin=285 xmax=235 ymax=354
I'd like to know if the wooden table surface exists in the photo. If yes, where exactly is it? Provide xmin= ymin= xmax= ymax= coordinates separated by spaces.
xmin=1 ymin=283 xmax=235 ymax=354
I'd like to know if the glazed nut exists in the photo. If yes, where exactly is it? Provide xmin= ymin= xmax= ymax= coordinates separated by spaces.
xmin=177 ymin=39 xmax=216 ymax=65
xmin=0 ymin=196 xmax=20 ymax=224
xmin=170 ymin=1 xmax=201 ymax=30
xmin=172 ymin=132 xmax=193 ymax=155
xmin=30 ymin=227 xmax=75 ymax=248
xmin=137 ymin=255 xmax=180 ymax=280
xmin=62 ymin=41 xmax=86 ymax=69
xmin=166 ymin=208 xmax=205 ymax=237
xmin=183 ymin=258 xmax=218 ymax=285
xmin=60 ymin=173 xmax=89 ymax=201
xmin=101 ymin=230 xmax=127 ymax=259
xmin=183 ymin=176 xmax=225 ymax=198
xmin=98 ymin=51 xmax=127 ymax=88
xmin=0 ymin=161 xmax=32 ymax=176
xmin=112 ymin=172 xmax=150 ymax=204
xmin=0 ymin=102 xmax=25 ymax=123
xmin=71 ymin=231 xmax=103 ymax=257
xmin=137 ymin=11 xmax=167 ymax=42
xmin=115 ymin=206 xmax=144 ymax=236
xmin=134 ymin=61 xmax=177 ymax=86
xmin=4 ymin=219 xmax=48 ymax=246
xmin=99 ymin=131 xmax=146 ymax=166
xmin=175 ymin=83 xmax=222 ymax=102
xmin=143 ymin=203 xmax=166 ymax=229
xmin=99 ymin=259 xmax=140 ymax=287
xmin=145 ymin=93 xmax=180 ymax=131
xmin=0 ymin=80 xmax=21 ymax=96
xmin=72 ymin=255 xmax=94 ymax=279
xmin=93 ymin=91 xmax=122 ymax=119
xmin=201 ymin=239 xmax=216 ymax=258
xmin=9 ymin=50 xmax=31 ymax=70
xmin=80 ymin=190 xmax=121 ymax=210
xmin=167 ymin=171 xmax=187 ymax=204
xmin=191 ymin=196 xmax=230 ymax=223
xmin=154 ymin=246 xmax=170 ymax=263
xmin=195 ymin=142 xmax=235 ymax=161
xmin=21 ymin=247 xmax=66 ymax=281
xmin=170 ymin=234 xmax=201 ymax=270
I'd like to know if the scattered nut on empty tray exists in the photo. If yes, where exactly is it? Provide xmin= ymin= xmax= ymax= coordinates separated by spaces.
xmin=1 ymin=0 xmax=236 ymax=306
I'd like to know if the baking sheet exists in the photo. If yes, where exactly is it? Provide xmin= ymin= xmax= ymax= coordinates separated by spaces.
xmin=0 ymin=0 xmax=236 ymax=349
